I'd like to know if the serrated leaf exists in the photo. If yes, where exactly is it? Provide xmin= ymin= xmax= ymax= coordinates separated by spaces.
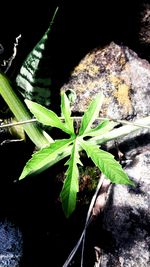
xmin=80 ymin=140 xmax=134 ymax=185
xmin=60 ymin=139 xmax=82 ymax=218
xmin=19 ymin=138 xmax=73 ymax=180
xmin=79 ymin=92 xmax=104 ymax=136
xmin=84 ymin=120 xmax=117 ymax=137
xmin=61 ymin=92 xmax=74 ymax=134
xmin=25 ymin=99 xmax=73 ymax=134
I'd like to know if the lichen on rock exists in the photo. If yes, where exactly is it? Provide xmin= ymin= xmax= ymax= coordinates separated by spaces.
xmin=61 ymin=42 xmax=150 ymax=121
xmin=60 ymin=42 xmax=150 ymax=266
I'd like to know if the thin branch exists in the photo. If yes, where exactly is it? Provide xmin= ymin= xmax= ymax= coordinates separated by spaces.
xmin=0 ymin=118 xmax=37 ymax=128
xmin=1 ymin=116 xmax=150 ymax=130
xmin=112 ymin=118 xmax=150 ymax=129
xmin=62 ymin=174 xmax=105 ymax=267
xmin=2 ymin=34 xmax=21 ymax=73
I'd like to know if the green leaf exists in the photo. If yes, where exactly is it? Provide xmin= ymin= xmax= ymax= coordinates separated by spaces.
xmin=80 ymin=140 xmax=134 ymax=185
xmin=19 ymin=138 xmax=73 ymax=180
xmin=25 ymin=99 xmax=73 ymax=134
xmin=60 ymin=139 xmax=82 ymax=218
xmin=16 ymin=7 xmax=59 ymax=108
xmin=0 ymin=73 xmax=52 ymax=148
xmin=79 ymin=93 xmax=104 ymax=136
xmin=61 ymin=92 xmax=74 ymax=134
xmin=84 ymin=120 xmax=117 ymax=137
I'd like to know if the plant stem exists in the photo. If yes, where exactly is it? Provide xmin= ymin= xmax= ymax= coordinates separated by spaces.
xmin=0 ymin=118 xmax=37 ymax=128
xmin=90 ymin=116 xmax=150 ymax=145
xmin=1 ymin=116 xmax=150 ymax=130
xmin=0 ymin=73 xmax=53 ymax=148
xmin=36 ymin=116 xmax=150 ymax=168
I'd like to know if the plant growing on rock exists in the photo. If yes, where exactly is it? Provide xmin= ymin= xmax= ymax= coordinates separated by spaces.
xmin=19 ymin=91 xmax=134 ymax=217
xmin=1 ymin=6 xmax=150 ymax=219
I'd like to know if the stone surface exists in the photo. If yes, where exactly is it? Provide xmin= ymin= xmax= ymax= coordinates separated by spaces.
xmin=60 ymin=42 xmax=150 ymax=266
xmin=61 ymin=42 xmax=150 ymax=121
xmin=99 ymin=146 xmax=150 ymax=267
xmin=139 ymin=1 xmax=150 ymax=45
xmin=0 ymin=220 xmax=23 ymax=267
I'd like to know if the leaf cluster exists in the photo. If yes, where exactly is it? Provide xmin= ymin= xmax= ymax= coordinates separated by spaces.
xmin=19 ymin=92 xmax=134 ymax=217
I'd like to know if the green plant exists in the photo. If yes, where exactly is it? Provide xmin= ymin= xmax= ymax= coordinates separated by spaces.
xmin=0 ymin=7 xmax=59 ymax=147
xmin=16 ymin=7 xmax=59 ymax=108
xmin=0 ymin=73 xmax=53 ymax=148
xmin=19 ymin=91 xmax=135 ymax=217
xmin=1 ymin=6 xmax=150 ymax=219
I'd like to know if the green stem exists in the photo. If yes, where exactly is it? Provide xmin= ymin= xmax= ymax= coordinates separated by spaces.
xmin=0 ymin=73 xmax=53 ymax=148
xmin=90 ymin=116 xmax=150 ymax=145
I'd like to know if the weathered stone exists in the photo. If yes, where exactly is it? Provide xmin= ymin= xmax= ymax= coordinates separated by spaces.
xmin=0 ymin=220 xmax=23 ymax=267
xmin=139 ymin=1 xmax=150 ymax=45
xmin=99 ymin=146 xmax=150 ymax=267
xmin=60 ymin=42 xmax=150 ymax=266
xmin=61 ymin=42 xmax=150 ymax=121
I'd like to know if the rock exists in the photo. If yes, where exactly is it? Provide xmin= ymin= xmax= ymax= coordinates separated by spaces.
xmin=0 ymin=220 xmax=23 ymax=267
xmin=99 ymin=146 xmax=150 ymax=267
xmin=138 ymin=0 xmax=150 ymax=62
xmin=139 ymin=1 xmax=150 ymax=45
xmin=61 ymin=41 xmax=150 ymax=151
xmin=61 ymin=42 xmax=150 ymax=121
xmin=60 ymin=42 xmax=150 ymax=266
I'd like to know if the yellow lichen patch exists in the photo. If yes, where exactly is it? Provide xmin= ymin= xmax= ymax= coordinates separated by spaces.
xmin=119 ymin=55 xmax=126 ymax=67
xmin=114 ymin=83 xmax=132 ymax=112
xmin=74 ymin=52 xmax=96 ymax=74
xmin=109 ymin=75 xmax=121 ymax=87
xmin=73 ymin=78 xmax=103 ymax=95
xmin=73 ymin=50 xmax=100 ymax=77
xmin=109 ymin=75 xmax=132 ymax=113
xmin=88 ymin=64 xmax=100 ymax=77
xmin=86 ymin=78 xmax=103 ymax=90
xmin=73 ymin=83 xmax=87 ymax=94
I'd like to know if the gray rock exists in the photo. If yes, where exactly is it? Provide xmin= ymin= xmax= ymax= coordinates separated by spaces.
xmin=0 ymin=220 xmax=23 ymax=267
xmin=60 ymin=43 xmax=150 ymax=266
xmin=61 ymin=42 xmax=150 ymax=121
xmin=100 ymin=147 xmax=150 ymax=267
xmin=139 ymin=1 xmax=150 ymax=45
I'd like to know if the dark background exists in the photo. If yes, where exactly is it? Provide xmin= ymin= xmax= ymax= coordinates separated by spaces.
xmin=0 ymin=0 xmax=145 ymax=86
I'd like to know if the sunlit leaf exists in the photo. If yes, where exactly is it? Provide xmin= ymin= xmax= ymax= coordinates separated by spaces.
xmin=79 ymin=93 xmax=104 ymax=136
xmin=19 ymin=138 xmax=73 ymax=180
xmin=84 ymin=120 xmax=117 ymax=137
xmin=61 ymin=92 xmax=74 ymax=134
xmin=25 ymin=99 xmax=73 ymax=134
xmin=60 ymin=139 xmax=82 ymax=217
xmin=80 ymin=140 xmax=134 ymax=185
